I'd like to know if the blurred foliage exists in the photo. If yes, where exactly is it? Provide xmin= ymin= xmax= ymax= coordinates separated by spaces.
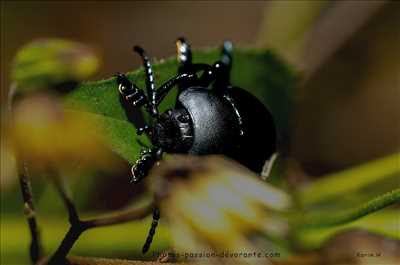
xmin=292 ymin=153 xmax=400 ymax=247
xmin=9 ymin=94 xmax=118 ymax=172
xmin=257 ymin=0 xmax=328 ymax=63
xmin=299 ymin=153 xmax=400 ymax=206
xmin=296 ymin=209 xmax=399 ymax=250
xmin=11 ymin=38 xmax=100 ymax=94
xmin=291 ymin=2 xmax=400 ymax=171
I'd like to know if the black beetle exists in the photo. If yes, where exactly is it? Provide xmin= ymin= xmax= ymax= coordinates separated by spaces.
xmin=117 ymin=38 xmax=276 ymax=183
xmin=116 ymin=38 xmax=277 ymax=253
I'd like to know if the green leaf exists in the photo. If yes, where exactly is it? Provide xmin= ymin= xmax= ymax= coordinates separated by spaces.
xmin=64 ymin=48 xmax=297 ymax=163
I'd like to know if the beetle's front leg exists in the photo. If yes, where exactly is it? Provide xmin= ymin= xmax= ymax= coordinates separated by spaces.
xmin=131 ymin=148 xmax=163 ymax=183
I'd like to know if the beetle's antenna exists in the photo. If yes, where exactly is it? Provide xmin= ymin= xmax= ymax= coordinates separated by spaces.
xmin=176 ymin=37 xmax=192 ymax=73
xmin=133 ymin=46 xmax=158 ymax=117
xmin=116 ymin=73 xmax=149 ymax=108
xmin=142 ymin=207 xmax=160 ymax=254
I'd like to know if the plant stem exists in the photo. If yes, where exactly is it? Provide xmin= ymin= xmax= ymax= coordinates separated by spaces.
xmin=51 ymin=173 xmax=80 ymax=222
xmin=298 ymin=153 xmax=400 ymax=206
xmin=299 ymin=188 xmax=400 ymax=229
xmin=48 ymin=169 xmax=154 ymax=264
xmin=48 ymin=223 xmax=87 ymax=265
xmin=83 ymin=205 xmax=154 ymax=228
xmin=17 ymin=161 xmax=43 ymax=264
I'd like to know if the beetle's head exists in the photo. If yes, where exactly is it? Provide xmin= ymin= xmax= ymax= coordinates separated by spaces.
xmin=151 ymin=108 xmax=193 ymax=153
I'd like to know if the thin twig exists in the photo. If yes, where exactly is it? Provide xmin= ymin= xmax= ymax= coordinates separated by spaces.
xmin=50 ymin=173 xmax=80 ymax=223
xmin=18 ymin=161 xmax=43 ymax=264
xmin=83 ymin=205 xmax=154 ymax=228
xmin=48 ymin=224 xmax=87 ymax=265
xmin=48 ymin=169 xmax=155 ymax=265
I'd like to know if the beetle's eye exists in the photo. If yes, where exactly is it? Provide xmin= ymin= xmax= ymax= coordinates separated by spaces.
xmin=118 ymin=84 xmax=127 ymax=95
xmin=118 ymin=82 xmax=135 ymax=96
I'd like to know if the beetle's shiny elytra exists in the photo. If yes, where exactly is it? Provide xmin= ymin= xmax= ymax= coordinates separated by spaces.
xmin=116 ymin=38 xmax=277 ymax=254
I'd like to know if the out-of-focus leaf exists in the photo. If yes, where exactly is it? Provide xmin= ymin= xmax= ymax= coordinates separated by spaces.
xmin=11 ymin=38 xmax=100 ymax=93
xmin=298 ymin=153 xmax=400 ymax=206
xmin=291 ymin=153 xmax=400 ymax=251
xmin=64 ymin=48 xmax=296 ymax=163
xmin=299 ymin=188 xmax=400 ymax=229
xmin=295 ymin=209 xmax=400 ymax=250
xmin=9 ymin=94 xmax=118 ymax=172
xmin=0 ymin=143 xmax=17 ymax=190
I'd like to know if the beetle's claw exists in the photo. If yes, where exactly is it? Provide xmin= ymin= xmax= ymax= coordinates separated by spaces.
xmin=130 ymin=165 xmax=142 ymax=184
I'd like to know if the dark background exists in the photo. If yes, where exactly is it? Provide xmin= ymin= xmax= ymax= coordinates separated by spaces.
xmin=1 ymin=1 xmax=265 ymax=85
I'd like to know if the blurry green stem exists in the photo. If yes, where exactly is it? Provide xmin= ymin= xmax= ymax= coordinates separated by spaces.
xmin=257 ymin=1 xmax=387 ymax=80
xmin=17 ymin=161 xmax=43 ymax=264
xmin=298 ymin=153 xmax=399 ymax=206
xmin=298 ymin=188 xmax=400 ymax=229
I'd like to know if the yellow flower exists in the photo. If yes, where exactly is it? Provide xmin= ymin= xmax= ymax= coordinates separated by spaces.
xmin=148 ymin=155 xmax=291 ymax=264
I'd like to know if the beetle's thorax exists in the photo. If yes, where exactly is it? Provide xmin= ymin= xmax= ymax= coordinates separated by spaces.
xmin=151 ymin=108 xmax=193 ymax=153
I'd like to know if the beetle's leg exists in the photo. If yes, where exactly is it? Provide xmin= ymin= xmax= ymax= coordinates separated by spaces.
xmin=131 ymin=147 xmax=163 ymax=183
xmin=133 ymin=46 xmax=158 ymax=117
xmin=130 ymin=150 xmax=151 ymax=184
xmin=198 ymin=66 xmax=216 ymax=87
xmin=212 ymin=41 xmax=233 ymax=91
xmin=198 ymin=62 xmax=229 ymax=89
xmin=117 ymin=73 xmax=149 ymax=108
xmin=178 ymin=63 xmax=215 ymax=89
xmin=176 ymin=37 xmax=200 ymax=95
xmin=176 ymin=37 xmax=218 ymax=84
xmin=156 ymin=73 xmax=197 ymax=105
xmin=176 ymin=37 xmax=224 ymax=92
xmin=142 ymin=207 xmax=160 ymax=254
xmin=176 ymin=37 xmax=192 ymax=74
xmin=195 ymin=41 xmax=234 ymax=89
